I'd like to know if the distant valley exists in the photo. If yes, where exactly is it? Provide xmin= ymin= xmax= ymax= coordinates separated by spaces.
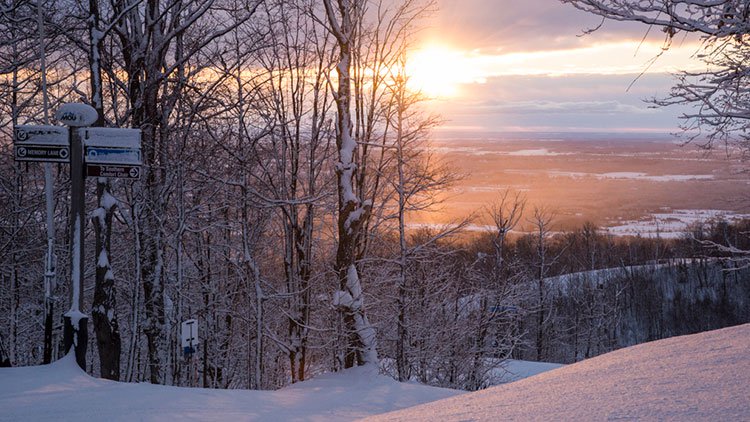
xmin=420 ymin=131 xmax=750 ymax=236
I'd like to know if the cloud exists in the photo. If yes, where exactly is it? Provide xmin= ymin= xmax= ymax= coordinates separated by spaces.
xmin=464 ymin=100 xmax=657 ymax=115
xmin=424 ymin=0 xmax=675 ymax=53
xmin=424 ymin=73 xmax=688 ymax=132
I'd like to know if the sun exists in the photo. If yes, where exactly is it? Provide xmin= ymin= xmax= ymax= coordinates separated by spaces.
xmin=405 ymin=45 xmax=483 ymax=98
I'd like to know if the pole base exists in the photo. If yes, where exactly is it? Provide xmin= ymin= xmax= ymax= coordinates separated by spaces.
xmin=63 ymin=315 xmax=88 ymax=370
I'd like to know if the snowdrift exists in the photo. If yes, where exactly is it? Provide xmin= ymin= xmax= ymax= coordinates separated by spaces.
xmin=0 ymin=357 xmax=459 ymax=421
xmin=366 ymin=323 xmax=750 ymax=421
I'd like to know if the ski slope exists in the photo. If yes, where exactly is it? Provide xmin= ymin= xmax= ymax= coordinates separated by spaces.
xmin=366 ymin=324 xmax=750 ymax=421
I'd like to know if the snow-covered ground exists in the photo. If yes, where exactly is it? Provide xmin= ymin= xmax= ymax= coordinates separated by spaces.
xmin=0 ymin=358 xmax=460 ymax=421
xmin=366 ymin=324 xmax=750 ymax=421
xmin=3 ymin=325 xmax=746 ymax=421
xmin=487 ymin=359 xmax=564 ymax=384
xmin=605 ymin=209 xmax=750 ymax=238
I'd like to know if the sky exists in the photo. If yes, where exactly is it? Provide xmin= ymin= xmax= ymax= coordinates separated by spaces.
xmin=408 ymin=0 xmax=707 ymax=134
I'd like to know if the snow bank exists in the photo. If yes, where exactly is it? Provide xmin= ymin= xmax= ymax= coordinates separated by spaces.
xmin=487 ymin=359 xmax=564 ymax=384
xmin=0 ymin=355 xmax=459 ymax=421
xmin=365 ymin=324 xmax=750 ymax=421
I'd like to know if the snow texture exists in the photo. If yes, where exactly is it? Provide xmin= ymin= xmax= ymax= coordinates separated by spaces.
xmin=366 ymin=324 xmax=750 ymax=421
xmin=97 ymin=250 xmax=109 ymax=268
xmin=63 ymin=310 xmax=88 ymax=328
xmin=69 ymin=219 xmax=81 ymax=314
xmin=100 ymin=190 xmax=118 ymax=210
xmin=486 ymin=360 xmax=564 ymax=384
xmin=0 ymin=355 xmax=459 ymax=421
xmin=81 ymin=127 xmax=140 ymax=148
xmin=333 ymin=290 xmax=353 ymax=308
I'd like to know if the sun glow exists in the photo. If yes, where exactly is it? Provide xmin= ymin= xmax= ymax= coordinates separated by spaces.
xmin=406 ymin=45 xmax=485 ymax=98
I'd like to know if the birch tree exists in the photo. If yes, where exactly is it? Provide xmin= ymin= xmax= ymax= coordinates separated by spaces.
xmin=322 ymin=0 xmax=378 ymax=367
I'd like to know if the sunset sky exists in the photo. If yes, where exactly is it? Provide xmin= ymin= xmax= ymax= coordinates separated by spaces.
xmin=409 ymin=0 xmax=706 ymax=133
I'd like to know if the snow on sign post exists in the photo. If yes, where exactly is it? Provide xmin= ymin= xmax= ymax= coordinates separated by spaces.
xmin=181 ymin=319 xmax=200 ymax=356
xmin=81 ymin=127 xmax=142 ymax=179
xmin=13 ymin=125 xmax=70 ymax=162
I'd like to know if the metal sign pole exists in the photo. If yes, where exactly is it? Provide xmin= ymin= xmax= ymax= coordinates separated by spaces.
xmin=63 ymin=126 xmax=88 ymax=370
xmin=57 ymin=103 xmax=98 ymax=371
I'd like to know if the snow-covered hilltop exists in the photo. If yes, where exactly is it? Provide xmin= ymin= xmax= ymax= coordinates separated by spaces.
xmin=366 ymin=323 xmax=750 ymax=421
xmin=2 ymin=324 xmax=747 ymax=420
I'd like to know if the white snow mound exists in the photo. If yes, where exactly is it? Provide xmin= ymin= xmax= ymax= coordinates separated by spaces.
xmin=0 ymin=356 xmax=459 ymax=421
xmin=365 ymin=324 xmax=750 ymax=421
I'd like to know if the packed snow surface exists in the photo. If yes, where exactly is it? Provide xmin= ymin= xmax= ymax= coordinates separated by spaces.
xmin=366 ymin=324 xmax=750 ymax=421
xmin=0 ymin=360 xmax=459 ymax=421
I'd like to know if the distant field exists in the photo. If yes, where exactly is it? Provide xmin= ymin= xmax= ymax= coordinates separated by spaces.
xmin=417 ymin=132 xmax=750 ymax=235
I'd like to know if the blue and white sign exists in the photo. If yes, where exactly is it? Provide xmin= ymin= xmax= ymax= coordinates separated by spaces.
xmin=85 ymin=147 xmax=141 ymax=165
xmin=79 ymin=127 xmax=142 ymax=178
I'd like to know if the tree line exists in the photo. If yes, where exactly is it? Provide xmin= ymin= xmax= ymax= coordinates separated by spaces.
xmin=1 ymin=0 xmax=749 ymax=392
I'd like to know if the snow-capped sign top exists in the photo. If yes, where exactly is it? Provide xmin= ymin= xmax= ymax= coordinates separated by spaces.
xmin=80 ymin=127 xmax=141 ymax=149
xmin=14 ymin=125 xmax=68 ymax=145
xmin=55 ymin=103 xmax=98 ymax=127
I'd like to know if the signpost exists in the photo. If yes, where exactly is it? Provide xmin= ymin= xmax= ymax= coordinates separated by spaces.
xmin=181 ymin=319 xmax=199 ymax=387
xmin=13 ymin=125 xmax=70 ymax=163
xmin=81 ymin=127 xmax=142 ymax=179
xmin=181 ymin=319 xmax=200 ymax=355
xmin=12 ymin=104 xmax=142 ymax=370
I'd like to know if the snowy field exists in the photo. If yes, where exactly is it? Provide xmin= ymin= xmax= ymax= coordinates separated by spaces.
xmin=367 ymin=324 xmax=750 ymax=421
xmin=605 ymin=209 xmax=750 ymax=238
xmin=3 ymin=326 xmax=748 ymax=421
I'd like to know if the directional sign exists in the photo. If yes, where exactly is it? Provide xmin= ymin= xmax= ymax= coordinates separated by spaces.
xmin=86 ymin=164 xmax=140 ymax=179
xmin=15 ymin=145 xmax=70 ymax=162
xmin=80 ymin=127 xmax=141 ymax=149
xmin=85 ymin=147 xmax=141 ymax=165
xmin=14 ymin=125 xmax=69 ymax=146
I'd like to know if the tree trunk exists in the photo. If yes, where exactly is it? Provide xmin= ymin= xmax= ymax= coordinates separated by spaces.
xmin=88 ymin=0 xmax=121 ymax=380
xmin=325 ymin=0 xmax=377 ymax=369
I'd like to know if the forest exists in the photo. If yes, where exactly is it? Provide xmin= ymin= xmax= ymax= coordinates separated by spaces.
xmin=1 ymin=0 xmax=749 ymax=392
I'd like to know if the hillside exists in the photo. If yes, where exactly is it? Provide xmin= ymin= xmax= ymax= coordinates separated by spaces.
xmin=365 ymin=323 xmax=750 ymax=421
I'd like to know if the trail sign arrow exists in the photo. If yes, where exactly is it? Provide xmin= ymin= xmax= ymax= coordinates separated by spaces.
xmin=15 ymin=145 xmax=70 ymax=163
xmin=86 ymin=164 xmax=140 ymax=179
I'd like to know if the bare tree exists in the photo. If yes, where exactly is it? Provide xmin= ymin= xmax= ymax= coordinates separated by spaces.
xmin=530 ymin=206 xmax=555 ymax=361
xmin=382 ymin=55 xmax=462 ymax=382
xmin=322 ymin=0 xmax=378 ymax=368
